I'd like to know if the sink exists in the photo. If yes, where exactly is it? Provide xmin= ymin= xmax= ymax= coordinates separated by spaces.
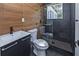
xmin=0 ymin=31 xmax=30 ymax=47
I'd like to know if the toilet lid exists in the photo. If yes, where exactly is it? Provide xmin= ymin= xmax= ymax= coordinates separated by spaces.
xmin=35 ymin=39 xmax=49 ymax=49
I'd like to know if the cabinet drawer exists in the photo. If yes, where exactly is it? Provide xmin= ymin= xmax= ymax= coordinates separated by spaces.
xmin=1 ymin=40 xmax=19 ymax=51
xmin=1 ymin=42 xmax=18 ymax=52
xmin=19 ymin=35 xmax=31 ymax=42
xmin=1 ymin=41 xmax=19 ymax=56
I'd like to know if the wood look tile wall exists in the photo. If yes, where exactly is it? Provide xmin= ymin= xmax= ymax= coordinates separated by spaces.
xmin=0 ymin=3 xmax=42 ymax=35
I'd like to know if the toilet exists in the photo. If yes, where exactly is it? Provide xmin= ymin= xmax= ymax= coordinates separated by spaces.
xmin=28 ymin=28 xmax=49 ymax=56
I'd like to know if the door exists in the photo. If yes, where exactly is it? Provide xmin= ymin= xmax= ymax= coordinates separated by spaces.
xmin=75 ymin=3 xmax=79 ymax=56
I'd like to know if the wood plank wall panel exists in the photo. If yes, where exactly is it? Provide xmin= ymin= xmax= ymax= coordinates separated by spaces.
xmin=0 ymin=3 xmax=42 ymax=35
xmin=23 ymin=4 xmax=41 ymax=30
xmin=0 ymin=4 xmax=4 ymax=20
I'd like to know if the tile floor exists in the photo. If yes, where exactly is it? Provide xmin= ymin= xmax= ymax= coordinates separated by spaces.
xmin=30 ymin=47 xmax=63 ymax=56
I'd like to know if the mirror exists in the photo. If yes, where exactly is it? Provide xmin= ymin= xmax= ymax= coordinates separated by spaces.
xmin=47 ymin=3 xmax=63 ymax=19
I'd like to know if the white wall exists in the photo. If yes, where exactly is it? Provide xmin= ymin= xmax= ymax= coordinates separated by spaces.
xmin=75 ymin=3 xmax=79 ymax=56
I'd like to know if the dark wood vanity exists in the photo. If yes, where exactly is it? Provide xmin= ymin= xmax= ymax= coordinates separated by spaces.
xmin=0 ymin=31 xmax=31 ymax=56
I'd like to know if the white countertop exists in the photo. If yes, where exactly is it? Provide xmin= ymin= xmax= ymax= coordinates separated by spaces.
xmin=0 ymin=31 xmax=30 ymax=47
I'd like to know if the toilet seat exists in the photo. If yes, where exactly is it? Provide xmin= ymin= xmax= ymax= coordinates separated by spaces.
xmin=34 ymin=39 xmax=49 ymax=50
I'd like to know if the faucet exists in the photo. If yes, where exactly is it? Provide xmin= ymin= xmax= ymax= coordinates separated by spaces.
xmin=10 ymin=26 xmax=13 ymax=34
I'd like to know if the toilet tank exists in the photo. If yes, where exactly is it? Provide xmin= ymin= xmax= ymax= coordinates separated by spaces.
xmin=28 ymin=28 xmax=37 ymax=42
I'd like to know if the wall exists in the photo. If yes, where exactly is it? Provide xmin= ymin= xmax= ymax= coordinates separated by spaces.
xmin=75 ymin=3 xmax=79 ymax=56
xmin=0 ymin=3 xmax=42 ymax=35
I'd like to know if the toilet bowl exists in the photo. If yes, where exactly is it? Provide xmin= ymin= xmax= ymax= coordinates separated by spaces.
xmin=28 ymin=28 xmax=49 ymax=56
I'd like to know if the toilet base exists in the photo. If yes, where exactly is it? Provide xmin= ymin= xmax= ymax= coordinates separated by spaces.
xmin=33 ymin=46 xmax=46 ymax=56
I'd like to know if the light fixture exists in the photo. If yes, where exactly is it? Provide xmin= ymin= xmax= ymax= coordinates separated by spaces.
xmin=22 ymin=18 xmax=25 ymax=23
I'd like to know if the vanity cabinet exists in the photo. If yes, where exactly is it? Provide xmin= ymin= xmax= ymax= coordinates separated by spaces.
xmin=1 ymin=35 xmax=31 ymax=56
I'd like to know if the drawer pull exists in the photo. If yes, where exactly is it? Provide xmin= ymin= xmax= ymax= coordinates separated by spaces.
xmin=21 ymin=37 xmax=30 ymax=41
xmin=2 ymin=42 xmax=18 ymax=51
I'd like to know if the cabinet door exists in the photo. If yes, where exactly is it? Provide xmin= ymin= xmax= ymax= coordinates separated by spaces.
xmin=19 ymin=35 xmax=31 ymax=56
xmin=25 ymin=36 xmax=31 ymax=56
xmin=1 ymin=41 xmax=19 ymax=56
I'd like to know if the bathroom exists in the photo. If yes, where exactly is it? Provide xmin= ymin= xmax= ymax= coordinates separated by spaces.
xmin=0 ymin=3 xmax=79 ymax=56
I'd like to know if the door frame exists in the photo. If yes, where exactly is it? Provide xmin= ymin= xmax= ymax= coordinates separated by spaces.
xmin=70 ymin=3 xmax=75 ymax=56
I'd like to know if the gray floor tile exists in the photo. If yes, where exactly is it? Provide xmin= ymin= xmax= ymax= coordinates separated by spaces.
xmin=30 ymin=48 xmax=62 ymax=56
